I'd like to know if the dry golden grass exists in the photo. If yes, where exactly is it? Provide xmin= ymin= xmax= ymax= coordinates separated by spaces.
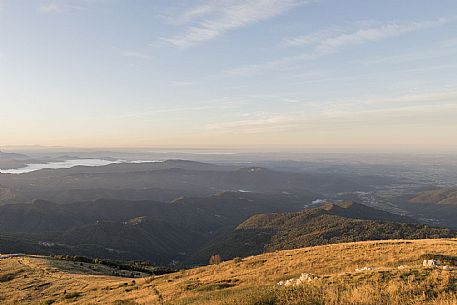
xmin=1 ymin=238 xmax=457 ymax=304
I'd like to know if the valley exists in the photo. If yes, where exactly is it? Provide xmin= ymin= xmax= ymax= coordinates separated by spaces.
xmin=0 ymin=154 xmax=456 ymax=266
xmin=1 ymin=152 xmax=456 ymax=304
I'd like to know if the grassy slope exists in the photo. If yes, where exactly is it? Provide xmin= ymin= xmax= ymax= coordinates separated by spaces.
xmin=410 ymin=187 xmax=457 ymax=205
xmin=0 ymin=239 xmax=457 ymax=305
xmin=190 ymin=204 xmax=454 ymax=263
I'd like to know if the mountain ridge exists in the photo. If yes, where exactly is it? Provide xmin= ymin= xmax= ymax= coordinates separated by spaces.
xmin=191 ymin=201 xmax=455 ymax=263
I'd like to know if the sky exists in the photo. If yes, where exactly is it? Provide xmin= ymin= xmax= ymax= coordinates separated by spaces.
xmin=0 ymin=0 xmax=456 ymax=152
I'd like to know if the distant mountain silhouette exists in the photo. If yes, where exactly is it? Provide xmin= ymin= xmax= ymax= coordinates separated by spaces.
xmin=0 ymin=191 xmax=312 ymax=264
xmin=0 ymin=151 xmax=29 ymax=159
xmin=0 ymin=160 xmax=383 ymax=205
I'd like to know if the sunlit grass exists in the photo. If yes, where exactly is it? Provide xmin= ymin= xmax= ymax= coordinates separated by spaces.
xmin=1 ymin=238 xmax=456 ymax=304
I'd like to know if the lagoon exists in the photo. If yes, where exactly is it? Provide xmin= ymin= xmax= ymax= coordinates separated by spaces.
xmin=0 ymin=159 xmax=123 ymax=174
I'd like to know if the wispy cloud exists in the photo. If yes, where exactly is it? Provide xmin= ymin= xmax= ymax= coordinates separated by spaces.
xmin=360 ymin=39 xmax=457 ymax=65
xmin=226 ymin=17 xmax=452 ymax=76
xmin=162 ymin=0 xmax=309 ymax=47
xmin=321 ymin=103 xmax=457 ymax=124
xmin=38 ymin=0 xmax=101 ymax=13
xmin=39 ymin=3 xmax=65 ymax=13
xmin=318 ymin=88 xmax=457 ymax=110
xmin=317 ymin=18 xmax=449 ymax=53
xmin=102 ymin=100 xmax=241 ymax=120
xmin=284 ymin=18 xmax=450 ymax=50
xmin=206 ymin=102 xmax=457 ymax=135
xmin=121 ymin=51 xmax=153 ymax=60
xmin=205 ymin=88 xmax=457 ymax=134
xmin=206 ymin=112 xmax=300 ymax=133
xmin=283 ymin=27 xmax=347 ymax=47
xmin=169 ymin=80 xmax=195 ymax=86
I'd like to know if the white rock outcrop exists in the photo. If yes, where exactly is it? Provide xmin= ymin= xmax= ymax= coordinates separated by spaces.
xmin=277 ymin=273 xmax=319 ymax=287
xmin=423 ymin=259 xmax=438 ymax=267
xmin=355 ymin=266 xmax=374 ymax=272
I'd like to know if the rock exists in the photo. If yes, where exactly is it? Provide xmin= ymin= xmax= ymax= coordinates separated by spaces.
xmin=355 ymin=266 xmax=374 ymax=272
xmin=423 ymin=260 xmax=438 ymax=267
xmin=277 ymin=273 xmax=319 ymax=286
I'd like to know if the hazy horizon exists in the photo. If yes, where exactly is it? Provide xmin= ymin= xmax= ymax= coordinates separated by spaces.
xmin=2 ymin=144 xmax=457 ymax=155
xmin=1 ymin=1 xmax=456 ymax=151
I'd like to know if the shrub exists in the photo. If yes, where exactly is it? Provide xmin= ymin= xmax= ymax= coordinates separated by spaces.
xmin=210 ymin=254 xmax=222 ymax=265
xmin=0 ymin=273 xmax=16 ymax=282
xmin=233 ymin=257 xmax=242 ymax=263
xmin=64 ymin=292 xmax=82 ymax=299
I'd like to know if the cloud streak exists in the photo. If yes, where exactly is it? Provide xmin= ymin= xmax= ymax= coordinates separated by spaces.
xmin=226 ymin=17 xmax=452 ymax=76
xmin=206 ymin=113 xmax=298 ymax=133
xmin=205 ymin=88 xmax=457 ymax=134
xmin=207 ymin=103 xmax=457 ymax=135
xmin=122 ymin=51 xmax=153 ymax=60
xmin=163 ymin=0 xmax=308 ymax=47
xmin=284 ymin=18 xmax=450 ymax=50
xmin=39 ymin=3 xmax=65 ymax=13
xmin=103 ymin=101 xmax=241 ymax=120
xmin=38 ymin=0 xmax=102 ymax=13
